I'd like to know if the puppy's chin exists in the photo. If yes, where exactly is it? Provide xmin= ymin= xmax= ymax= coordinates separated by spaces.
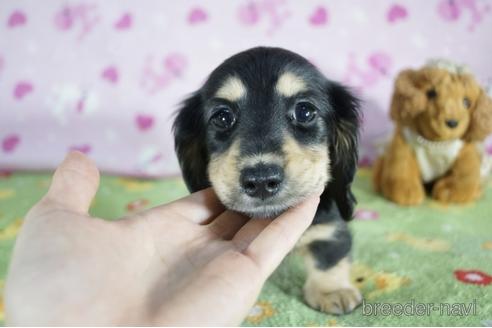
xmin=218 ymin=192 xmax=310 ymax=219
xmin=232 ymin=204 xmax=288 ymax=219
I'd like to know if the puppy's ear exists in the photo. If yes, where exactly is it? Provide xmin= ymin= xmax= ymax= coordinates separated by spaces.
xmin=323 ymin=82 xmax=361 ymax=221
xmin=463 ymin=89 xmax=492 ymax=142
xmin=173 ymin=92 xmax=210 ymax=192
xmin=390 ymin=69 xmax=427 ymax=123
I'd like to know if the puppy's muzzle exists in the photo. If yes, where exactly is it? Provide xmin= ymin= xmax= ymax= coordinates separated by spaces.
xmin=240 ymin=164 xmax=284 ymax=200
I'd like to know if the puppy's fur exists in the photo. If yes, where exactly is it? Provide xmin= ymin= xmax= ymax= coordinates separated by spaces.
xmin=173 ymin=47 xmax=362 ymax=314
xmin=374 ymin=63 xmax=492 ymax=205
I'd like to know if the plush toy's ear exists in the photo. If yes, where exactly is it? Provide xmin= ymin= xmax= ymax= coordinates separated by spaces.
xmin=463 ymin=89 xmax=492 ymax=142
xmin=173 ymin=92 xmax=211 ymax=192
xmin=390 ymin=69 xmax=427 ymax=123
xmin=322 ymin=82 xmax=361 ymax=221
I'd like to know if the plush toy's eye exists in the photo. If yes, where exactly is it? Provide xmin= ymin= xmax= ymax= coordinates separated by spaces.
xmin=293 ymin=101 xmax=317 ymax=124
xmin=426 ymin=88 xmax=437 ymax=99
xmin=463 ymin=97 xmax=471 ymax=109
xmin=210 ymin=106 xmax=236 ymax=130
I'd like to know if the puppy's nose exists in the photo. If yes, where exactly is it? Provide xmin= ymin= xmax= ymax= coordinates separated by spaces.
xmin=240 ymin=164 xmax=284 ymax=199
xmin=446 ymin=119 xmax=459 ymax=129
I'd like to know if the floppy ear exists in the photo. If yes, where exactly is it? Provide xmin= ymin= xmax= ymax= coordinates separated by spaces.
xmin=173 ymin=92 xmax=211 ymax=192
xmin=463 ymin=89 xmax=492 ymax=142
xmin=322 ymin=82 xmax=361 ymax=221
xmin=390 ymin=69 xmax=427 ymax=123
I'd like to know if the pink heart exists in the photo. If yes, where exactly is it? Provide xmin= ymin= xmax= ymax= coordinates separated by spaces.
xmin=2 ymin=134 xmax=20 ymax=153
xmin=13 ymin=81 xmax=33 ymax=100
xmin=309 ymin=6 xmax=328 ymax=26
xmin=8 ymin=10 xmax=27 ymax=28
xmin=188 ymin=7 xmax=208 ymax=24
xmin=69 ymin=144 xmax=91 ymax=154
xmin=102 ymin=66 xmax=119 ymax=84
xmin=135 ymin=114 xmax=154 ymax=131
xmin=115 ymin=13 xmax=132 ymax=30
xmin=387 ymin=4 xmax=408 ymax=23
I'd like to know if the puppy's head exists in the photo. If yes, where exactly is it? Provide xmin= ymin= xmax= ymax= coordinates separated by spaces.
xmin=174 ymin=47 xmax=360 ymax=219
xmin=390 ymin=65 xmax=492 ymax=142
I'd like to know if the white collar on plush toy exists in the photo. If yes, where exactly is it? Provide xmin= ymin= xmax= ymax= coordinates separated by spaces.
xmin=402 ymin=127 xmax=492 ymax=180
xmin=402 ymin=127 xmax=465 ymax=182
xmin=402 ymin=127 xmax=462 ymax=149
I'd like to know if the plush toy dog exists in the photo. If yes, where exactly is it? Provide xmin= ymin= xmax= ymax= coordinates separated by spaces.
xmin=374 ymin=60 xmax=492 ymax=205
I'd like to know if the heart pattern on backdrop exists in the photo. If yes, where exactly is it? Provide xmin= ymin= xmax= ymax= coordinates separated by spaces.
xmin=0 ymin=2 xmax=491 ymax=177
xmin=387 ymin=4 xmax=408 ymax=23
xmin=115 ymin=13 xmax=132 ymax=30
xmin=135 ymin=114 xmax=155 ymax=131
xmin=7 ymin=11 xmax=27 ymax=28
xmin=188 ymin=7 xmax=208 ymax=24
xmin=2 ymin=135 xmax=20 ymax=153
xmin=13 ymin=82 xmax=34 ymax=100
xmin=309 ymin=6 xmax=328 ymax=26
xmin=101 ymin=66 xmax=119 ymax=84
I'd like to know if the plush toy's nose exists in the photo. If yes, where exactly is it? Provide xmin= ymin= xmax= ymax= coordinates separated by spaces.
xmin=240 ymin=164 xmax=284 ymax=199
xmin=446 ymin=119 xmax=459 ymax=129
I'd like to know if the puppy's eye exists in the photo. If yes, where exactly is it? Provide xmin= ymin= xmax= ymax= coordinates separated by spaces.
xmin=210 ymin=106 xmax=236 ymax=130
xmin=463 ymin=97 xmax=471 ymax=109
xmin=426 ymin=88 xmax=437 ymax=99
xmin=293 ymin=102 xmax=317 ymax=124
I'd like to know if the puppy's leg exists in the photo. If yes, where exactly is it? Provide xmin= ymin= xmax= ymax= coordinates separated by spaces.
xmin=299 ymin=221 xmax=362 ymax=314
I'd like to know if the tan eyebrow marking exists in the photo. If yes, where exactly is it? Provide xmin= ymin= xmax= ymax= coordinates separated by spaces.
xmin=276 ymin=72 xmax=307 ymax=97
xmin=214 ymin=76 xmax=247 ymax=101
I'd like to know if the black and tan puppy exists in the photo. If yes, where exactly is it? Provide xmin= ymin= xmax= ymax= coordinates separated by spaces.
xmin=173 ymin=47 xmax=362 ymax=314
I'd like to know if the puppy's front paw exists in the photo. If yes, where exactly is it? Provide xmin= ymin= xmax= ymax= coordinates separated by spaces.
xmin=304 ymin=286 xmax=362 ymax=315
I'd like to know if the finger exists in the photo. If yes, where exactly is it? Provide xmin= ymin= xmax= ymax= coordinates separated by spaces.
xmin=147 ymin=188 xmax=225 ymax=224
xmin=244 ymin=195 xmax=320 ymax=276
xmin=207 ymin=210 xmax=249 ymax=240
xmin=232 ymin=218 xmax=270 ymax=250
xmin=233 ymin=188 xmax=324 ymax=250
xmin=41 ymin=151 xmax=100 ymax=214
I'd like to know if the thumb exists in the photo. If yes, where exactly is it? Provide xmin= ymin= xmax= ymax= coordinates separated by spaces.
xmin=42 ymin=151 xmax=100 ymax=214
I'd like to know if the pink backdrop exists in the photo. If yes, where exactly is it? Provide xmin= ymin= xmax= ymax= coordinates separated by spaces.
xmin=1 ymin=0 xmax=492 ymax=177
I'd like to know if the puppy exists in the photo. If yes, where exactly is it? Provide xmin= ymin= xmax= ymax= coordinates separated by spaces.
xmin=374 ymin=60 xmax=492 ymax=205
xmin=173 ymin=47 xmax=362 ymax=314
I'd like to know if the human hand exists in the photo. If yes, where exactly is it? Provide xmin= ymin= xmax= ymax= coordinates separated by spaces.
xmin=5 ymin=152 xmax=320 ymax=326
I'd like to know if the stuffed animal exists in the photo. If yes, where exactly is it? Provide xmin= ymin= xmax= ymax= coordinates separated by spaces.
xmin=374 ymin=59 xmax=492 ymax=205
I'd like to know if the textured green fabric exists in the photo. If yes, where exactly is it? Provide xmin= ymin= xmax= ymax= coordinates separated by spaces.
xmin=0 ymin=169 xmax=491 ymax=326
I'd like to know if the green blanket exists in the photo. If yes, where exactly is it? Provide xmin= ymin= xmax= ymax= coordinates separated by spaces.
xmin=1 ymin=169 xmax=491 ymax=326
